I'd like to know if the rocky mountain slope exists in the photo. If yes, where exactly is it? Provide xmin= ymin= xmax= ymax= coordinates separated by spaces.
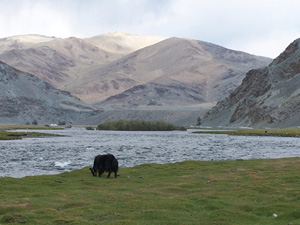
xmin=202 ymin=38 xmax=300 ymax=128
xmin=0 ymin=34 xmax=56 ymax=53
xmin=74 ymin=37 xmax=272 ymax=105
xmin=0 ymin=33 xmax=271 ymax=107
xmin=86 ymin=31 xmax=168 ymax=58
xmin=0 ymin=61 xmax=98 ymax=125
xmin=96 ymin=77 xmax=205 ymax=109
xmin=0 ymin=32 xmax=166 ymax=89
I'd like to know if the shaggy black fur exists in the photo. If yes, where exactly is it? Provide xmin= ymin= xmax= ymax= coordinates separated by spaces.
xmin=90 ymin=154 xmax=118 ymax=178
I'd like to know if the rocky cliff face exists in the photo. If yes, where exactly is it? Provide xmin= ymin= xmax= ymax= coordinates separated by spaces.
xmin=202 ymin=38 xmax=300 ymax=128
xmin=0 ymin=61 xmax=98 ymax=125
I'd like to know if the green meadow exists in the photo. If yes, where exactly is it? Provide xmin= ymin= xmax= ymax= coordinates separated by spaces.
xmin=1 ymin=158 xmax=300 ymax=224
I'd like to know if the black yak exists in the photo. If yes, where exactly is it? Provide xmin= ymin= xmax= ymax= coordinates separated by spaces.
xmin=90 ymin=154 xmax=119 ymax=178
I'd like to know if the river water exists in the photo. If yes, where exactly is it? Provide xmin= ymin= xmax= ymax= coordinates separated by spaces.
xmin=1 ymin=128 xmax=300 ymax=177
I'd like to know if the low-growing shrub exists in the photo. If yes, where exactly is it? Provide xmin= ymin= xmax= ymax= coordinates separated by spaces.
xmin=86 ymin=126 xmax=95 ymax=130
xmin=97 ymin=120 xmax=186 ymax=131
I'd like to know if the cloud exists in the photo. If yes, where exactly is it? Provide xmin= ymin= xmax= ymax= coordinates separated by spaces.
xmin=71 ymin=0 xmax=174 ymax=37
xmin=0 ymin=0 xmax=75 ymax=37
xmin=0 ymin=0 xmax=300 ymax=57
xmin=148 ymin=0 xmax=300 ymax=57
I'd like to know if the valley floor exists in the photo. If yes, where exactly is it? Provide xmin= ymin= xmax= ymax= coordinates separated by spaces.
xmin=79 ymin=108 xmax=210 ymax=126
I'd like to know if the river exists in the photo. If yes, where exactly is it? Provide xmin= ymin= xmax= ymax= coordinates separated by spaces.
xmin=1 ymin=128 xmax=300 ymax=177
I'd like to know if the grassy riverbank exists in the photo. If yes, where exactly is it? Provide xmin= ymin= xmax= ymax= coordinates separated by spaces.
xmin=193 ymin=127 xmax=300 ymax=137
xmin=0 ymin=124 xmax=64 ymax=130
xmin=0 ymin=124 xmax=63 ymax=140
xmin=1 ymin=158 xmax=300 ymax=224
xmin=0 ymin=130 xmax=60 ymax=140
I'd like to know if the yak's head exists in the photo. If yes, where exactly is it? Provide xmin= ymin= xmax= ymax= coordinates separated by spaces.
xmin=89 ymin=168 xmax=96 ymax=176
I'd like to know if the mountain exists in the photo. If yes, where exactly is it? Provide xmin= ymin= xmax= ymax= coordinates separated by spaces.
xmin=0 ymin=34 xmax=56 ymax=53
xmin=0 ymin=32 xmax=167 ymax=100
xmin=86 ymin=31 xmax=167 ymax=58
xmin=0 ymin=46 xmax=75 ymax=85
xmin=97 ymin=77 xmax=205 ymax=109
xmin=0 ymin=32 xmax=272 ymax=125
xmin=202 ymin=38 xmax=300 ymax=128
xmin=0 ymin=35 xmax=111 ymax=87
xmin=0 ymin=61 xmax=98 ymax=125
xmin=78 ymin=37 xmax=271 ymax=105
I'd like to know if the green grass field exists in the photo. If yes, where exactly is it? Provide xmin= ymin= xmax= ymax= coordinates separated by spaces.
xmin=1 ymin=158 xmax=300 ymax=224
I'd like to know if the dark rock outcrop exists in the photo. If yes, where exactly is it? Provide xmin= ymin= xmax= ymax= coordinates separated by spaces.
xmin=202 ymin=38 xmax=300 ymax=128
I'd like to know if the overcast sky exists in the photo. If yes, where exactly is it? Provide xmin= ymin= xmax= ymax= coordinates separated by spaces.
xmin=1 ymin=0 xmax=300 ymax=58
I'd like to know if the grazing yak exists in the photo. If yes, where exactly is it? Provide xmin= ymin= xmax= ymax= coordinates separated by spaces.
xmin=90 ymin=154 xmax=119 ymax=178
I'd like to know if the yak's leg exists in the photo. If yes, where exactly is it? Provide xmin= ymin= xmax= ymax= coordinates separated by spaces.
xmin=107 ymin=170 xmax=112 ymax=178
xmin=99 ymin=168 xmax=104 ymax=177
